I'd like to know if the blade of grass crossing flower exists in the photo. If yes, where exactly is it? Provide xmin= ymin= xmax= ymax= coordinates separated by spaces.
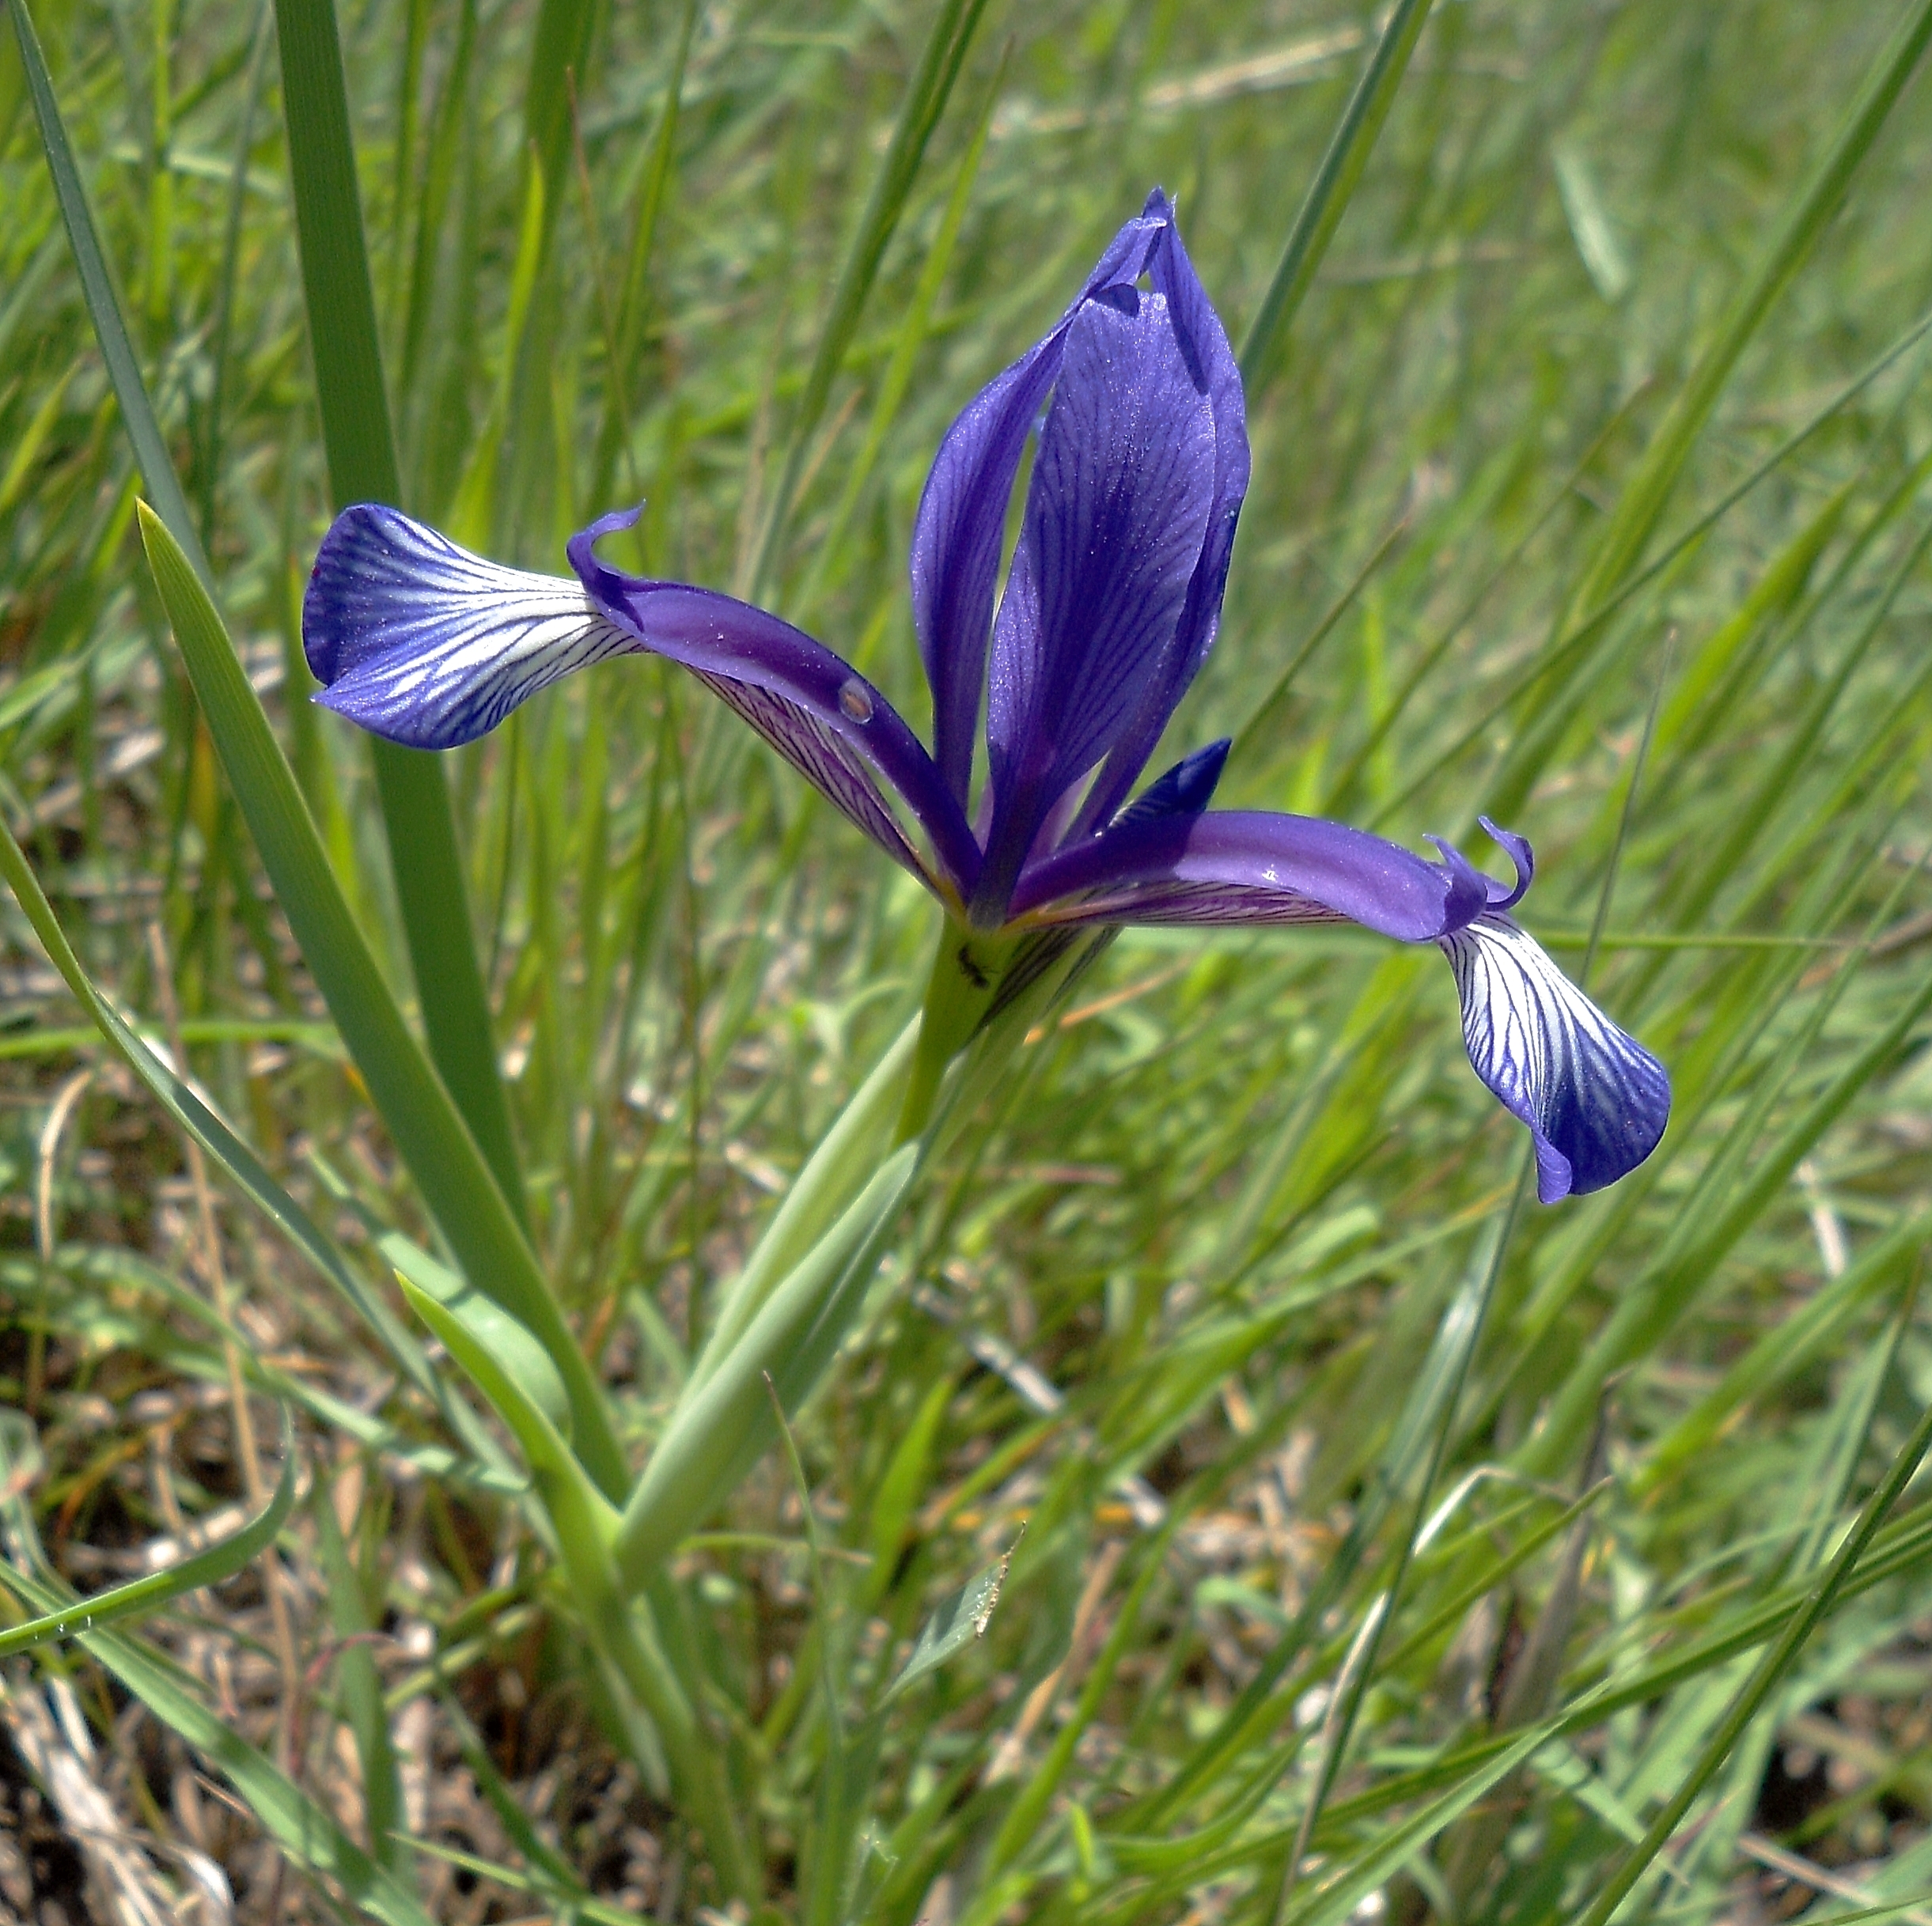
xmin=0 ymin=1410 xmax=297 ymax=1656
xmin=1237 ymin=0 xmax=1435 ymax=397
xmin=794 ymin=47 xmax=1003 ymax=625
xmin=135 ymin=505 xmax=626 ymax=1497
xmin=275 ymin=0 xmax=525 ymax=1219
xmin=750 ymin=0 xmax=993 ymax=595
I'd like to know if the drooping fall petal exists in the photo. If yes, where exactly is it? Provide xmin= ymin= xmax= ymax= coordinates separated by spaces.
xmin=1439 ymin=913 xmax=1671 ymax=1202
xmin=304 ymin=505 xmax=638 ymax=749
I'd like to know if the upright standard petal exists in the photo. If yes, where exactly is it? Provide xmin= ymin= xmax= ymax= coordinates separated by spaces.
xmin=1074 ymin=202 xmax=1252 ymax=836
xmin=570 ymin=513 xmax=981 ymax=899
xmin=304 ymin=505 xmax=639 ymax=749
xmin=910 ymin=210 xmax=1165 ymax=808
xmin=974 ymin=289 xmax=1218 ymax=921
xmin=1439 ymin=914 xmax=1670 ymax=1202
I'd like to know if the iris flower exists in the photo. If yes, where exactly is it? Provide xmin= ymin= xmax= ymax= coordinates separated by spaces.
xmin=303 ymin=191 xmax=1668 ymax=1202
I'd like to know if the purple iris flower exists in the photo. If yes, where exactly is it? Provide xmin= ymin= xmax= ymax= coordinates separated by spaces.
xmin=302 ymin=190 xmax=1669 ymax=1203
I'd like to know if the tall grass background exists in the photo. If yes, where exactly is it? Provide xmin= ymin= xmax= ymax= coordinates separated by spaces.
xmin=2 ymin=0 xmax=1932 ymax=1920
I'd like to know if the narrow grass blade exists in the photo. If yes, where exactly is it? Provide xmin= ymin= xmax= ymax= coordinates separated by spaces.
xmin=1237 ymin=0 xmax=1435 ymax=397
xmin=0 ymin=1492 xmax=439 ymax=1926
xmin=10 ymin=0 xmax=554 ymax=1425
xmin=0 ymin=1410 xmax=297 ymax=1656
xmin=751 ymin=0 xmax=992 ymax=593
xmin=1275 ymin=1178 xmax=1529 ymax=1920
xmin=0 ymin=815 xmax=442 ymax=1408
xmin=1525 ymin=865 xmax=1932 ymax=1478
xmin=1368 ymin=298 xmax=1932 ymax=832
xmin=1567 ymin=0 xmax=1932 ymax=624
xmin=1572 ymin=1386 xmax=1932 ymax=1926
xmin=520 ymin=0 xmax=594 ymax=260
xmin=136 ymin=504 xmax=626 ymax=1497
xmin=275 ymin=0 xmax=524 ymax=1217
xmin=794 ymin=48 xmax=1003 ymax=624
xmin=591 ymin=0 xmax=698 ymax=505
xmin=1642 ymin=1209 xmax=1932 ymax=1496
xmin=313 ymin=1478 xmax=409 ymax=1880
xmin=4 ymin=0 xmax=203 ymax=585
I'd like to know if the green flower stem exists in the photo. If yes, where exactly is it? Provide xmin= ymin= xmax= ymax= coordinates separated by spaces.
xmin=692 ymin=1015 xmax=920 ymax=1398
xmin=614 ymin=1144 xmax=922 ymax=1587
xmin=896 ymin=920 xmax=1016 ymax=1144
xmin=588 ymin=1591 xmax=757 ymax=1901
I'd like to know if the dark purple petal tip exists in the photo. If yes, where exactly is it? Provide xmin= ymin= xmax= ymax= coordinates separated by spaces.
xmin=1114 ymin=739 xmax=1230 ymax=827
xmin=1439 ymin=914 xmax=1670 ymax=1201
xmin=304 ymin=505 xmax=635 ymax=749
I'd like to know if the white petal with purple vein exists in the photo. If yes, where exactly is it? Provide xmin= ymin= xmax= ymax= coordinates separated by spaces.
xmin=1439 ymin=913 xmax=1669 ymax=1202
xmin=304 ymin=505 xmax=638 ymax=749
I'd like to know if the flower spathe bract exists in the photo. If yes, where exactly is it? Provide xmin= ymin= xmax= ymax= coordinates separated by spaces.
xmin=302 ymin=189 xmax=1669 ymax=1202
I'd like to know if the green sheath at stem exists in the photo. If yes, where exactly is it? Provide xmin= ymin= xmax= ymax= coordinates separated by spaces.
xmin=896 ymin=922 xmax=1016 ymax=1142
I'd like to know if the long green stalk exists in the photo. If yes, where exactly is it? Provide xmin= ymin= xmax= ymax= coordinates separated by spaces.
xmin=138 ymin=505 xmax=627 ymax=1496
xmin=274 ymin=0 xmax=525 ymax=1217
